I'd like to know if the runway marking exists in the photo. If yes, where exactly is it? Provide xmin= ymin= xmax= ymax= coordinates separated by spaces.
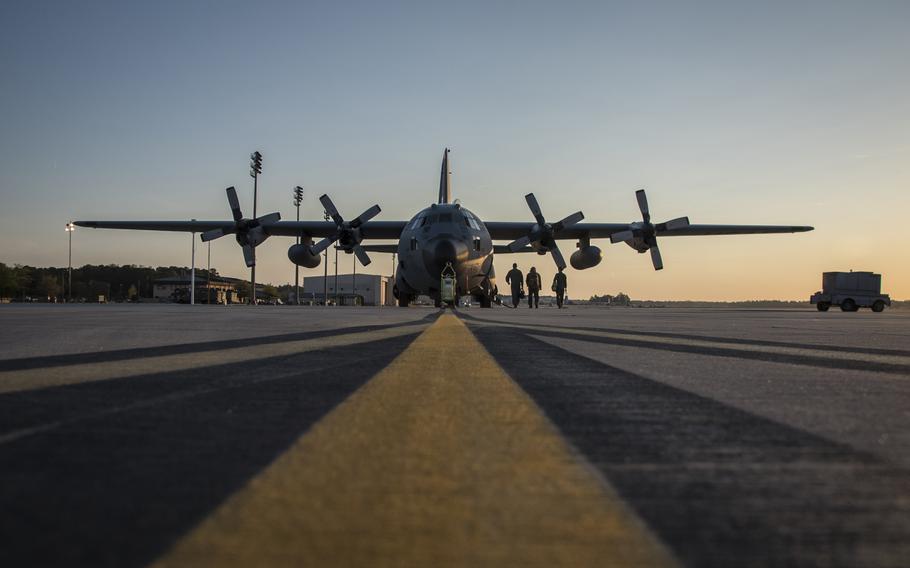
xmin=467 ymin=320 xmax=910 ymax=368
xmin=0 ymin=324 xmax=428 ymax=395
xmin=151 ymin=313 xmax=677 ymax=568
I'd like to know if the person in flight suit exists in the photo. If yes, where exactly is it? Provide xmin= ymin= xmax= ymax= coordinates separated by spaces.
xmin=552 ymin=266 xmax=568 ymax=308
xmin=505 ymin=263 xmax=524 ymax=307
xmin=526 ymin=266 xmax=542 ymax=308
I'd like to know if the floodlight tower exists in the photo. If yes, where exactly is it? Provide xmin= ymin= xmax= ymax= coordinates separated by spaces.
xmin=249 ymin=151 xmax=263 ymax=304
xmin=65 ymin=222 xmax=75 ymax=301
xmin=293 ymin=185 xmax=303 ymax=305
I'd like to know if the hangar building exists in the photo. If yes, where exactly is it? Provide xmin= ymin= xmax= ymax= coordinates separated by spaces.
xmin=302 ymin=274 xmax=394 ymax=306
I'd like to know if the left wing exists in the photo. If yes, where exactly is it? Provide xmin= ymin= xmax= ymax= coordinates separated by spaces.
xmin=74 ymin=220 xmax=408 ymax=240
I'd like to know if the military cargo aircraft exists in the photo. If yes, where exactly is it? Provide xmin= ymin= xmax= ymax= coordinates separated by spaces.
xmin=76 ymin=149 xmax=813 ymax=307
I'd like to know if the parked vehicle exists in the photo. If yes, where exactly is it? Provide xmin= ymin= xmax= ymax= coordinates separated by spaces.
xmin=810 ymin=271 xmax=890 ymax=312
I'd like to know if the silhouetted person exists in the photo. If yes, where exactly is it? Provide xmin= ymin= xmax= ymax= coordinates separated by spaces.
xmin=505 ymin=263 xmax=524 ymax=307
xmin=526 ymin=266 xmax=541 ymax=308
xmin=552 ymin=267 xmax=567 ymax=308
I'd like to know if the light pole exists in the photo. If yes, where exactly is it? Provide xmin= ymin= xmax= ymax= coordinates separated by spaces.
xmin=249 ymin=151 xmax=263 ymax=304
xmin=65 ymin=222 xmax=75 ymax=301
xmin=323 ymin=210 xmax=330 ymax=306
xmin=190 ymin=219 xmax=196 ymax=305
xmin=293 ymin=186 xmax=303 ymax=305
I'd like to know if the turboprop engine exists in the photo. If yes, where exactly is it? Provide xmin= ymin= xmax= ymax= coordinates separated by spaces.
xmin=570 ymin=245 xmax=603 ymax=270
xmin=287 ymin=243 xmax=322 ymax=268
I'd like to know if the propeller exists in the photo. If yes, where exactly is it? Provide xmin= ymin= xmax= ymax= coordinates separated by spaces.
xmin=609 ymin=189 xmax=689 ymax=270
xmin=506 ymin=193 xmax=584 ymax=270
xmin=309 ymin=194 xmax=381 ymax=266
xmin=200 ymin=187 xmax=280 ymax=268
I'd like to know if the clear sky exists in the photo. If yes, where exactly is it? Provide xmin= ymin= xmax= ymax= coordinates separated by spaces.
xmin=2 ymin=1 xmax=908 ymax=300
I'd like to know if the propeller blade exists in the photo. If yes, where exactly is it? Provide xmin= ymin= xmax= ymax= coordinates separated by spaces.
xmin=635 ymin=189 xmax=651 ymax=223
xmin=226 ymin=187 xmax=243 ymax=222
xmin=550 ymin=245 xmax=567 ymax=270
xmin=310 ymin=236 xmax=337 ymax=255
xmin=320 ymin=194 xmax=343 ymax=225
xmin=201 ymin=228 xmax=226 ymax=242
xmin=256 ymin=212 xmax=281 ymax=225
xmin=242 ymin=244 xmax=255 ymax=268
xmin=525 ymin=193 xmax=546 ymax=225
xmin=353 ymin=244 xmax=372 ymax=266
xmin=507 ymin=235 xmax=532 ymax=252
xmin=552 ymin=211 xmax=584 ymax=232
xmin=657 ymin=216 xmax=690 ymax=232
xmin=350 ymin=204 xmax=381 ymax=228
xmin=610 ymin=230 xmax=635 ymax=243
xmin=649 ymin=245 xmax=663 ymax=271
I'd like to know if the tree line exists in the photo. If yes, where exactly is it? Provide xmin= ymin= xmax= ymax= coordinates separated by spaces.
xmin=0 ymin=263 xmax=222 ymax=302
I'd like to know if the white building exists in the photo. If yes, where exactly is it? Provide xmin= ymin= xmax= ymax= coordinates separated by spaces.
xmin=302 ymin=274 xmax=394 ymax=306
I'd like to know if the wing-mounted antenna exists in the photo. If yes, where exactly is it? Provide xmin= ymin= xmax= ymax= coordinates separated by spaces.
xmin=438 ymin=148 xmax=451 ymax=204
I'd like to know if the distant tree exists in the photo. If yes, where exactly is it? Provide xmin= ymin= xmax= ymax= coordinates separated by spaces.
xmin=0 ymin=263 xmax=17 ymax=298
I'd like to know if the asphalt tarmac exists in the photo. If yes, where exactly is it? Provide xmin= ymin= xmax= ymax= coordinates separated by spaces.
xmin=1 ymin=304 xmax=908 ymax=567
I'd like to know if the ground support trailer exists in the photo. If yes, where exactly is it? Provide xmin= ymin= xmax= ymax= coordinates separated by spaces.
xmin=810 ymin=271 xmax=890 ymax=312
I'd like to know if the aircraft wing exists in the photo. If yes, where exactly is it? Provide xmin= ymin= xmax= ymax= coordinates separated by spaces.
xmin=74 ymin=220 xmax=409 ymax=240
xmin=484 ymin=221 xmax=813 ymax=240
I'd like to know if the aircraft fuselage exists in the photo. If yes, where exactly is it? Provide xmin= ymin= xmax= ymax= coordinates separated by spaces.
xmin=394 ymin=203 xmax=497 ymax=305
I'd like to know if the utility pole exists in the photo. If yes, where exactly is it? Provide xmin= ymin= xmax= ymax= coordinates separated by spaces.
xmin=249 ymin=151 xmax=263 ymax=305
xmin=65 ymin=222 xmax=75 ymax=301
xmin=190 ymin=219 xmax=196 ymax=305
xmin=293 ymin=186 xmax=303 ymax=305
xmin=323 ymin=210 xmax=330 ymax=306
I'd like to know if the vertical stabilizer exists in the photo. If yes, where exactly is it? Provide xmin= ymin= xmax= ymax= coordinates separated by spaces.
xmin=438 ymin=148 xmax=451 ymax=204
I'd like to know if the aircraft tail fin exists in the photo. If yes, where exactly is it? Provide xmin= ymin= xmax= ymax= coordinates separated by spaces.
xmin=438 ymin=148 xmax=451 ymax=204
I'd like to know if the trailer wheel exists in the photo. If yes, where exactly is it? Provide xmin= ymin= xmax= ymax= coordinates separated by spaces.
xmin=871 ymin=300 xmax=885 ymax=313
xmin=841 ymin=298 xmax=858 ymax=312
xmin=816 ymin=302 xmax=830 ymax=312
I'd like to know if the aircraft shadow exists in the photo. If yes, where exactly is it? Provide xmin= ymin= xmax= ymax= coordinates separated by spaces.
xmin=472 ymin=324 xmax=910 ymax=568
xmin=0 ymin=332 xmax=420 ymax=568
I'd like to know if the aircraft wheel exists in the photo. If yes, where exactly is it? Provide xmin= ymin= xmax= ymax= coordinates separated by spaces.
xmin=816 ymin=302 xmax=830 ymax=312
xmin=872 ymin=300 xmax=885 ymax=313
xmin=434 ymin=296 xmax=443 ymax=308
xmin=398 ymin=295 xmax=410 ymax=307
xmin=480 ymin=295 xmax=492 ymax=308
xmin=840 ymin=298 xmax=857 ymax=312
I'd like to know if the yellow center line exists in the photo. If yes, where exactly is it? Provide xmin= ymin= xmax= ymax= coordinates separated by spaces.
xmin=0 ymin=324 xmax=427 ymax=394
xmin=468 ymin=320 xmax=910 ymax=366
xmin=151 ymin=313 xmax=677 ymax=568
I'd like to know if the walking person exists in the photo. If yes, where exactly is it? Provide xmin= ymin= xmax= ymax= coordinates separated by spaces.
xmin=526 ymin=266 xmax=542 ymax=309
xmin=505 ymin=263 xmax=524 ymax=307
xmin=552 ymin=267 xmax=568 ymax=308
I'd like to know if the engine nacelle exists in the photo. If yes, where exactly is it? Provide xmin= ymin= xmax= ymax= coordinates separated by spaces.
xmin=624 ymin=237 xmax=649 ymax=253
xmin=570 ymin=245 xmax=603 ymax=270
xmin=287 ymin=243 xmax=322 ymax=268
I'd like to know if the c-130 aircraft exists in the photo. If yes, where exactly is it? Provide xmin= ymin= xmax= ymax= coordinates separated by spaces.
xmin=76 ymin=149 xmax=813 ymax=307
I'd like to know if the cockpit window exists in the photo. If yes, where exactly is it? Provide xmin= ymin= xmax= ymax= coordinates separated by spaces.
xmin=462 ymin=210 xmax=482 ymax=231
xmin=407 ymin=213 xmax=424 ymax=230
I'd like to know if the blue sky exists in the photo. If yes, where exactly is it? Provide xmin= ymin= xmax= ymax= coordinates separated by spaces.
xmin=2 ymin=1 xmax=908 ymax=299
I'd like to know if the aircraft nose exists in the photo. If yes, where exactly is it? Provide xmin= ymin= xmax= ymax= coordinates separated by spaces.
xmin=423 ymin=237 xmax=468 ymax=275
